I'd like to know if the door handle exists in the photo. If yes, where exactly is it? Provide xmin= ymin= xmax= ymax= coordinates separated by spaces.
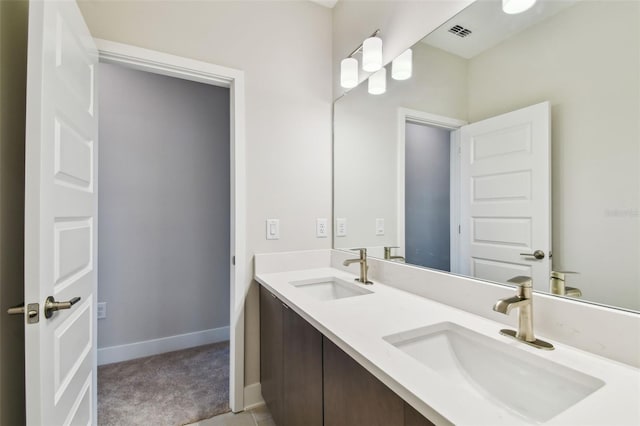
xmin=7 ymin=302 xmax=40 ymax=323
xmin=44 ymin=296 xmax=81 ymax=319
xmin=520 ymin=250 xmax=545 ymax=260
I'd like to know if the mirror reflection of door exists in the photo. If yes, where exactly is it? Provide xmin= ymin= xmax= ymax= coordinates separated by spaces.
xmin=459 ymin=102 xmax=551 ymax=290
xmin=405 ymin=122 xmax=452 ymax=271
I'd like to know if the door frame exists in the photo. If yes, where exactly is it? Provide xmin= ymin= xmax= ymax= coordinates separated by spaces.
xmin=396 ymin=108 xmax=466 ymax=272
xmin=95 ymin=39 xmax=247 ymax=412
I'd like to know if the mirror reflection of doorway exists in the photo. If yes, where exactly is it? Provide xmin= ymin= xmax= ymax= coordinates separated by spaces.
xmin=404 ymin=122 xmax=452 ymax=271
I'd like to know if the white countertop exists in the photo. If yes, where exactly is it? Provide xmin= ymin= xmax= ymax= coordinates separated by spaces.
xmin=255 ymin=266 xmax=640 ymax=426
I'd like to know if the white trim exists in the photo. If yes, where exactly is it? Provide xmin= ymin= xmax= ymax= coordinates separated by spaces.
xmin=243 ymin=383 xmax=265 ymax=410
xmin=449 ymin=130 xmax=462 ymax=274
xmin=396 ymin=108 xmax=466 ymax=267
xmin=97 ymin=327 xmax=230 ymax=366
xmin=94 ymin=39 xmax=246 ymax=412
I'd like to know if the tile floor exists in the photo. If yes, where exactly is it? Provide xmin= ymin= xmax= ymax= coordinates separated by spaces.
xmin=189 ymin=404 xmax=275 ymax=426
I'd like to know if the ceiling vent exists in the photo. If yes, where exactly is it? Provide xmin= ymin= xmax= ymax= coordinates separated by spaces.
xmin=448 ymin=25 xmax=472 ymax=38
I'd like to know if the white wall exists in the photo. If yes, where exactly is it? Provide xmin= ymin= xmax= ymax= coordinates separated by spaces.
xmin=334 ymin=43 xmax=467 ymax=254
xmin=78 ymin=0 xmax=333 ymax=386
xmin=467 ymin=0 xmax=639 ymax=310
xmin=98 ymin=63 xmax=231 ymax=349
xmin=332 ymin=0 xmax=474 ymax=99
xmin=0 ymin=0 xmax=27 ymax=423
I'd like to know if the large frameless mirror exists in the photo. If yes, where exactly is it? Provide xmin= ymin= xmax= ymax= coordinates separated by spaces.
xmin=333 ymin=0 xmax=639 ymax=312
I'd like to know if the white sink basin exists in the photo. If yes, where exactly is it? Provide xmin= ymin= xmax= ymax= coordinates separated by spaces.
xmin=289 ymin=277 xmax=373 ymax=301
xmin=384 ymin=322 xmax=605 ymax=423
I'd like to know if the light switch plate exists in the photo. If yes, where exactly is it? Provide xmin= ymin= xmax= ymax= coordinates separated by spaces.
xmin=266 ymin=219 xmax=280 ymax=240
xmin=97 ymin=302 xmax=107 ymax=319
xmin=336 ymin=218 xmax=347 ymax=237
xmin=316 ymin=218 xmax=328 ymax=238
xmin=376 ymin=218 xmax=385 ymax=236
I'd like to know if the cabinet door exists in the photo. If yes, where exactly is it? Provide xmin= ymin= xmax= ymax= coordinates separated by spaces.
xmin=260 ymin=286 xmax=284 ymax=425
xmin=323 ymin=337 xmax=404 ymax=426
xmin=404 ymin=403 xmax=435 ymax=426
xmin=283 ymin=307 xmax=323 ymax=426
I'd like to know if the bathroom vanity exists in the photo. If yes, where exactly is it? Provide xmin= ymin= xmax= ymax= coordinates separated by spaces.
xmin=255 ymin=250 xmax=640 ymax=426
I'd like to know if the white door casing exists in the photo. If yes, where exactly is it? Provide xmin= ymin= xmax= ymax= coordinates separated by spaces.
xmin=24 ymin=0 xmax=98 ymax=425
xmin=459 ymin=102 xmax=551 ymax=290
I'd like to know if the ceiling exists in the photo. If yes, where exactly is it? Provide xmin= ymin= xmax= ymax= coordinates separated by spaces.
xmin=423 ymin=0 xmax=579 ymax=59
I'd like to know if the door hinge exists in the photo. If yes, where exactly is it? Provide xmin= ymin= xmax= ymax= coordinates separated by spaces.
xmin=458 ymin=225 xmax=461 ymax=234
xmin=232 ymin=255 xmax=235 ymax=266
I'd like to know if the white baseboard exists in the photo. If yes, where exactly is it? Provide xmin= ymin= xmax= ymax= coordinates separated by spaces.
xmin=98 ymin=326 xmax=230 ymax=366
xmin=243 ymin=383 xmax=264 ymax=410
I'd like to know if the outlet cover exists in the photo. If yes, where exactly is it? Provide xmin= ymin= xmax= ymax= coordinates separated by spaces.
xmin=97 ymin=302 xmax=107 ymax=319
xmin=376 ymin=218 xmax=385 ymax=236
xmin=316 ymin=218 xmax=328 ymax=238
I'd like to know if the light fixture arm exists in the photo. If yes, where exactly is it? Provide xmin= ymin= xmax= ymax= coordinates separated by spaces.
xmin=347 ymin=29 xmax=380 ymax=58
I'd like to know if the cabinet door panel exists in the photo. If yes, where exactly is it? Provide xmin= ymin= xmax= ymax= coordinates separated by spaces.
xmin=260 ymin=286 xmax=283 ymax=425
xmin=323 ymin=337 xmax=404 ymax=426
xmin=404 ymin=403 xmax=435 ymax=426
xmin=283 ymin=307 xmax=323 ymax=426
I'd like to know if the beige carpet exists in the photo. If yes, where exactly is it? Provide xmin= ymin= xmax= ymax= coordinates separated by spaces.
xmin=98 ymin=341 xmax=230 ymax=426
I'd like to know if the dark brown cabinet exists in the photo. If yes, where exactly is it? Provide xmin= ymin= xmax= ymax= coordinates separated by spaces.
xmin=260 ymin=285 xmax=284 ymax=425
xmin=259 ymin=285 xmax=323 ymax=426
xmin=323 ymin=336 xmax=405 ymax=426
xmin=260 ymin=285 xmax=433 ymax=426
xmin=283 ymin=305 xmax=323 ymax=426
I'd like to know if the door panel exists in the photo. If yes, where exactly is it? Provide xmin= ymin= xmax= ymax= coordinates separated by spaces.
xmin=24 ymin=0 xmax=98 ymax=424
xmin=460 ymin=102 xmax=550 ymax=289
xmin=323 ymin=337 xmax=404 ymax=426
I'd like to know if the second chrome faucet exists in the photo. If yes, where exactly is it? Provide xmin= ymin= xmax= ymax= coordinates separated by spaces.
xmin=343 ymin=248 xmax=373 ymax=284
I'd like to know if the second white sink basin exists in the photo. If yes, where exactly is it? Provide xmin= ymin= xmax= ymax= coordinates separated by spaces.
xmin=384 ymin=322 xmax=605 ymax=423
xmin=289 ymin=277 xmax=373 ymax=301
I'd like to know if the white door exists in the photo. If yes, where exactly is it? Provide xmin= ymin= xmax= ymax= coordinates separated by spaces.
xmin=459 ymin=102 xmax=550 ymax=290
xmin=24 ymin=0 xmax=98 ymax=424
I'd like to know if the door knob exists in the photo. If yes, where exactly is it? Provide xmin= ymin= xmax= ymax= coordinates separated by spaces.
xmin=44 ymin=296 xmax=81 ymax=319
xmin=520 ymin=250 xmax=545 ymax=260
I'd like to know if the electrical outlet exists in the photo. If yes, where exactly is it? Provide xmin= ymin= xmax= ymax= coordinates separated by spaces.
xmin=336 ymin=218 xmax=347 ymax=237
xmin=316 ymin=218 xmax=328 ymax=238
xmin=376 ymin=218 xmax=385 ymax=236
xmin=97 ymin=302 xmax=107 ymax=319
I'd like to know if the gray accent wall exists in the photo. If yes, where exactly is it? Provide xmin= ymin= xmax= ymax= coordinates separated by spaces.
xmin=405 ymin=122 xmax=451 ymax=271
xmin=98 ymin=63 xmax=230 ymax=349
xmin=0 ymin=0 xmax=27 ymax=423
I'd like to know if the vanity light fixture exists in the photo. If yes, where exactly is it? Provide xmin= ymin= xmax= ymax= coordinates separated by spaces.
xmin=362 ymin=35 xmax=383 ymax=72
xmin=392 ymin=48 xmax=412 ymax=80
xmin=502 ymin=0 xmax=537 ymax=14
xmin=368 ymin=67 xmax=386 ymax=95
xmin=340 ymin=57 xmax=358 ymax=89
xmin=339 ymin=29 xmax=381 ymax=89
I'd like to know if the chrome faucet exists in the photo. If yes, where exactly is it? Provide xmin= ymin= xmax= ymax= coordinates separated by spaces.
xmin=493 ymin=276 xmax=554 ymax=350
xmin=550 ymin=271 xmax=582 ymax=297
xmin=343 ymin=248 xmax=373 ymax=284
xmin=383 ymin=246 xmax=405 ymax=262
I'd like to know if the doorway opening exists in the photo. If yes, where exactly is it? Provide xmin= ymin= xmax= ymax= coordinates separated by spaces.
xmin=404 ymin=121 xmax=453 ymax=271
xmin=94 ymin=39 xmax=246 ymax=422
xmin=396 ymin=108 xmax=466 ymax=274
xmin=96 ymin=61 xmax=231 ymax=424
